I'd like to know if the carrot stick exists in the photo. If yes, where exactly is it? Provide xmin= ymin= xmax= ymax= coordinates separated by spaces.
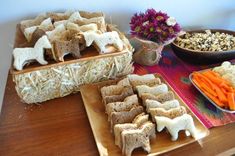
xmin=203 ymin=90 xmax=224 ymax=107
xmin=221 ymin=87 xmax=228 ymax=96
xmin=192 ymin=72 xmax=217 ymax=96
xmin=220 ymin=82 xmax=234 ymax=92
xmin=192 ymin=79 xmax=201 ymax=88
xmin=207 ymin=70 xmax=220 ymax=77
xmin=228 ymin=93 xmax=235 ymax=110
xmin=200 ymin=81 xmax=217 ymax=97
xmin=213 ymin=84 xmax=227 ymax=103
xmin=195 ymin=72 xmax=214 ymax=89
xmin=202 ymin=71 xmax=229 ymax=86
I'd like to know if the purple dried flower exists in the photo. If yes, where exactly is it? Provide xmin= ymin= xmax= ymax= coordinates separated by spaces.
xmin=130 ymin=8 xmax=181 ymax=44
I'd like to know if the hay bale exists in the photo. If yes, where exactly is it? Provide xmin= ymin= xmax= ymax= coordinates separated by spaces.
xmin=13 ymin=51 xmax=133 ymax=104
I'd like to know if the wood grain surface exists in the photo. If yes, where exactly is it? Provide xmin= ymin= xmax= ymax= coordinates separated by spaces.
xmin=0 ymin=74 xmax=235 ymax=156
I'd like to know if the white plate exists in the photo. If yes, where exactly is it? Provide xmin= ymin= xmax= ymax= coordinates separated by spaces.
xmin=189 ymin=71 xmax=235 ymax=114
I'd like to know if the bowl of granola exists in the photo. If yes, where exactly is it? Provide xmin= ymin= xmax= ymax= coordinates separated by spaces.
xmin=171 ymin=29 xmax=235 ymax=64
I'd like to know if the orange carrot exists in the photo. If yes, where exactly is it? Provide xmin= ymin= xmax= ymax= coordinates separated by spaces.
xmin=213 ymin=84 xmax=227 ymax=103
xmin=192 ymin=79 xmax=201 ymax=88
xmin=202 ymin=71 xmax=229 ymax=86
xmin=207 ymin=70 xmax=220 ymax=77
xmin=192 ymin=70 xmax=235 ymax=110
xmin=195 ymin=72 xmax=214 ymax=89
xmin=200 ymin=81 xmax=217 ymax=97
xmin=203 ymin=90 xmax=224 ymax=107
xmin=193 ymin=73 xmax=214 ymax=92
xmin=221 ymin=87 xmax=228 ymax=96
xmin=228 ymin=93 xmax=235 ymax=110
xmin=220 ymin=82 xmax=234 ymax=92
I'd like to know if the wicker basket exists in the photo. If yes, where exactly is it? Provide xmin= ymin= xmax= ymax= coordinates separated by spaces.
xmin=11 ymin=25 xmax=133 ymax=104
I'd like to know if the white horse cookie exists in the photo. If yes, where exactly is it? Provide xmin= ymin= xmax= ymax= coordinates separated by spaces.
xmin=155 ymin=114 xmax=196 ymax=141
xmin=71 ymin=11 xmax=106 ymax=32
xmin=66 ymin=22 xmax=98 ymax=32
xmin=128 ymin=74 xmax=155 ymax=81
xmin=127 ymin=74 xmax=161 ymax=91
xmin=107 ymin=24 xmax=134 ymax=51
xmin=13 ymin=35 xmax=52 ymax=70
xmin=146 ymin=99 xmax=180 ymax=112
xmin=136 ymin=83 xmax=168 ymax=97
xmin=82 ymin=31 xmax=124 ymax=54
xmin=53 ymin=11 xmax=106 ymax=32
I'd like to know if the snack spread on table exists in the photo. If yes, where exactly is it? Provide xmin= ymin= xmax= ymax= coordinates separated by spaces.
xmin=100 ymin=74 xmax=196 ymax=156
xmin=9 ymin=8 xmax=235 ymax=156
xmin=175 ymin=30 xmax=235 ymax=51
xmin=192 ymin=61 xmax=235 ymax=111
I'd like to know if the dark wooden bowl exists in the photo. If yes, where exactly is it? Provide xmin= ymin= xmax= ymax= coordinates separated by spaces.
xmin=171 ymin=29 xmax=235 ymax=64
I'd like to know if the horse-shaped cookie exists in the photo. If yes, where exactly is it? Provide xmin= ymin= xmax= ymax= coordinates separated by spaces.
xmin=66 ymin=22 xmax=98 ymax=32
xmin=136 ymin=83 xmax=168 ymax=97
xmin=106 ymin=94 xmax=139 ymax=119
xmin=23 ymin=17 xmax=54 ymax=42
xmin=149 ymin=106 xmax=187 ymax=121
xmin=46 ymin=24 xmax=66 ymax=42
xmin=53 ymin=38 xmax=81 ymax=62
xmin=107 ymin=24 xmax=134 ymax=51
xmin=141 ymin=91 xmax=175 ymax=106
xmin=71 ymin=11 xmax=106 ymax=32
xmin=100 ymin=78 xmax=133 ymax=105
xmin=114 ymin=113 xmax=150 ymax=148
xmin=103 ymin=86 xmax=134 ymax=105
xmin=82 ymin=31 xmax=124 ymax=54
xmin=20 ymin=13 xmax=47 ymax=32
xmin=121 ymin=122 xmax=156 ymax=156
xmin=146 ymin=99 xmax=180 ymax=112
xmin=47 ymin=10 xmax=73 ymax=22
xmin=127 ymin=74 xmax=161 ymax=91
xmin=131 ymin=78 xmax=162 ymax=91
xmin=101 ymin=78 xmax=131 ymax=98
xmin=128 ymin=74 xmax=155 ymax=81
xmin=110 ymin=105 xmax=144 ymax=132
xmin=53 ymin=11 xmax=106 ymax=32
xmin=13 ymin=35 xmax=52 ymax=70
xmin=155 ymin=114 xmax=196 ymax=141
xmin=79 ymin=10 xmax=104 ymax=19
xmin=52 ymin=30 xmax=84 ymax=61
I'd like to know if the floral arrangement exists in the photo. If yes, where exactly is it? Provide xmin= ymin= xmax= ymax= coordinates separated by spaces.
xmin=130 ymin=9 xmax=181 ymax=44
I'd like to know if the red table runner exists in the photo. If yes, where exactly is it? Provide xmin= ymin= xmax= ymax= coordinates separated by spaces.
xmin=134 ymin=46 xmax=235 ymax=129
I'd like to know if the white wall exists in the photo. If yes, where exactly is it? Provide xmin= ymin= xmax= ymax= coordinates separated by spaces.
xmin=0 ymin=0 xmax=235 ymax=111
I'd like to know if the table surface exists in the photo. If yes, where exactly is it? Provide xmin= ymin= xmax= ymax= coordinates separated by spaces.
xmin=0 ymin=74 xmax=235 ymax=156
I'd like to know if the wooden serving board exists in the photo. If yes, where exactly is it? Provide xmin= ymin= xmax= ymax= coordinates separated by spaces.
xmin=80 ymin=74 xmax=210 ymax=156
